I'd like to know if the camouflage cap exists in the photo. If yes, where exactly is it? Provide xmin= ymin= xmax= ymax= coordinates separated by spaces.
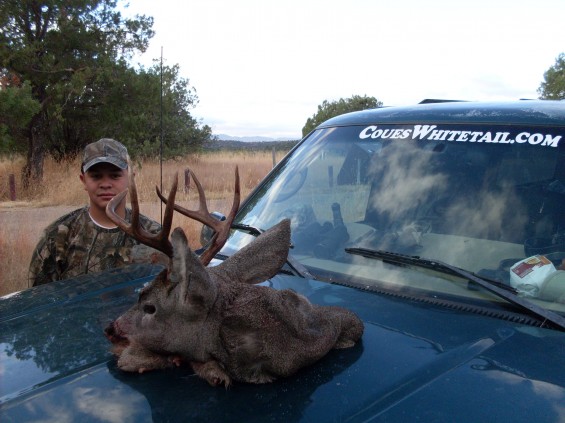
xmin=82 ymin=138 xmax=129 ymax=173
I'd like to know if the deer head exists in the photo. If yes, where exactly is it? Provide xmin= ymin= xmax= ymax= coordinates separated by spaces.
xmin=104 ymin=167 xmax=363 ymax=384
xmin=105 ymin=168 xmax=292 ymax=371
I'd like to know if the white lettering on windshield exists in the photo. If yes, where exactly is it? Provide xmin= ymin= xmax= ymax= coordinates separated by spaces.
xmin=359 ymin=125 xmax=562 ymax=147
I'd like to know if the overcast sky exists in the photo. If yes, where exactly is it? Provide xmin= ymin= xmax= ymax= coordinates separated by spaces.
xmin=124 ymin=0 xmax=565 ymax=139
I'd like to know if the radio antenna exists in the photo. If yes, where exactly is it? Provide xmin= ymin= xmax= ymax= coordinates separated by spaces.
xmin=159 ymin=46 xmax=164 ymax=224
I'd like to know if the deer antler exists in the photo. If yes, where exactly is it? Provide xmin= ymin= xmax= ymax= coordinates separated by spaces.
xmin=106 ymin=171 xmax=177 ymax=258
xmin=157 ymin=166 xmax=241 ymax=266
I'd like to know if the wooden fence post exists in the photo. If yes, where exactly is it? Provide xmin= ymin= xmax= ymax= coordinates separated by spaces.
xmin=9 ymin=174 xmax=16 ymax=201
xmin=184 ymin=169 xmax=191 ymax=193
xmin=272 ymin=147 xmax=276 ymax=168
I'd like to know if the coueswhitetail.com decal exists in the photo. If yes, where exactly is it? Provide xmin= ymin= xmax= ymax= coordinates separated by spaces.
xmin=359 ymin=125 xmax=562 ymax=147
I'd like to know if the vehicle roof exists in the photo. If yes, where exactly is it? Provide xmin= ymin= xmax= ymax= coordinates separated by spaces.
xmin=318 ymin=100 xmax=565 ymax=128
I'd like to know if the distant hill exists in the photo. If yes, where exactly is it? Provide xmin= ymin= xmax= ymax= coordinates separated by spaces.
xmin=204 ymin=137 xmax=300 ymax=152
xmin=215 ymin=134 xmax=300 ymax=143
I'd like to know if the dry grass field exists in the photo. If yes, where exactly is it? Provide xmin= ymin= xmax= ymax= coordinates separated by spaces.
xmin=0 ymin=150 xmax=283 ymax=296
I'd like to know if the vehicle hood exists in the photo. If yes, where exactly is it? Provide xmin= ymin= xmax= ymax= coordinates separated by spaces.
xmin=1 ymin=264 xmax=565 ymax=422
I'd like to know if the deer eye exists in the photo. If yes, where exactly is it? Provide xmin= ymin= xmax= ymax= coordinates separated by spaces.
xmin=143 ymin=304 xmax=156 ymax=315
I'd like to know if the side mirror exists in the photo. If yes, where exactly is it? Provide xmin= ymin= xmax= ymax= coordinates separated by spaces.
xmin=200 ymin=211 xmax=226 ymax=247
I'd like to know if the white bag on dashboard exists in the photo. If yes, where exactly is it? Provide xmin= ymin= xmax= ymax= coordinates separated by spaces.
xmin=510 ymin=255 xmax=556 ymax=297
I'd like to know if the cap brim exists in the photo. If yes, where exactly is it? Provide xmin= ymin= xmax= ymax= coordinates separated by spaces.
xmin=83 ymin=157 xmax=128 ymax=172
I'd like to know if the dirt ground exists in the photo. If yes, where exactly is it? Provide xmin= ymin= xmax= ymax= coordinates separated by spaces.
xmin=1 ymin=204 xmax=77 ymax=229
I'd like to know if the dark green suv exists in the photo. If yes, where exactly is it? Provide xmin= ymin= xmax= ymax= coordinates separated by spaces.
xmin=2 ymin=100 xmax=565 ymax=422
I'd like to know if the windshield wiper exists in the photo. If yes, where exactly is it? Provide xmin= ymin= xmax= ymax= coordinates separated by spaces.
xmin=231 ymin=223 xmax=263 ymax=237
xmin=231 ymin=223 xmax=317 ymax=280
xmin=345 ymin=247 xmax=565 ymax=332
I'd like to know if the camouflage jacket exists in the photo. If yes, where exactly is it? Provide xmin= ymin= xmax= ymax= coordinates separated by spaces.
xmin=29 ymin=206 xmax=162 ymax=287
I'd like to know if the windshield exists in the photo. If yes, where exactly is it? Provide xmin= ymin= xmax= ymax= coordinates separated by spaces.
xmin=224 ymin=123 xmax=565 ymax=314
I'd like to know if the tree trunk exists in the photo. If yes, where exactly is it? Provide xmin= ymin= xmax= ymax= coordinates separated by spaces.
xmin=22 ymin=113 xmax=46 ymax=188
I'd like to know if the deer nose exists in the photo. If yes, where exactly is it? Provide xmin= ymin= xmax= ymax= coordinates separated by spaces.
xmin=104 ymin=322 xmax=116 ymax=338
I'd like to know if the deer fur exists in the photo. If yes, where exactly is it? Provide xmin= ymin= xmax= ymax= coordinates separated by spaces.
xmin=105 ymin=218 xmax=364 ymax=387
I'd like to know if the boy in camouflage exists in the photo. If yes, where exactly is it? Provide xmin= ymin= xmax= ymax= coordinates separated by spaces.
xmin=29 ymin=138 xmax=162 ymax=287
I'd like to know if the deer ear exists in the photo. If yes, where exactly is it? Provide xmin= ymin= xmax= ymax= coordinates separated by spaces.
xmin=210 ymin=219 xmax=290 ymax=285
xmin=170 ymin=227 xmax=192 ymax=285
xmin=170 ymin=227 xmax=217 ymax=311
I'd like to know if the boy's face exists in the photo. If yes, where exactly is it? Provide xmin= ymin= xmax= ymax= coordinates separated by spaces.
xmin=80 ymin=162 xmax=129 ymax=212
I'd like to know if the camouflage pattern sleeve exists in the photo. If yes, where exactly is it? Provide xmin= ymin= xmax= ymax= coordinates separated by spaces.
xmin=28 ymin=228 xmax=56 ymax=287
xmin=28 ymin=208 xmax=84 ymax=287
xmin=127 ymin=213 xmax=167 ymax=265
xmin=139 ymin=213 xmax=162 ymax=234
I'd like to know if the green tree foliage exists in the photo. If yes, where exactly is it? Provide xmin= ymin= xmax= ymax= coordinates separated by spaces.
xmin=110 ymin=61 xmax=212 ymax=159
xmin=302 ymin=95 xmax=383 ymax=137
xmin=47 ymin=59 xmax=210 ymax=160
xmin=538 ymin=53 xmax=565 ymax=100
xmin=0 ymin=79 xmax=41 ymax=154
xmin=1 ymin=0 xmax=211 ymax=186
xmin=0 ymin=0 xmax=155 ymax=185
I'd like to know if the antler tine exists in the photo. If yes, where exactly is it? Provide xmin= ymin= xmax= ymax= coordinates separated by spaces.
xmin=198 ymin=166 xmax=240 ymax=265
xmin=107 ymin=170 xmax=174 ymax=258
xmin=157 ymin=167 xmax=241 ymax=265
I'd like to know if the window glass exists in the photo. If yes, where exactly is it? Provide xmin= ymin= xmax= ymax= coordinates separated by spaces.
xmin=225 ymin=124 xmax=565 ymax=310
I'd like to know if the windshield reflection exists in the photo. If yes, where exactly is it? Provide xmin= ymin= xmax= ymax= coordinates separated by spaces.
xmin=227 ymin=125 xmax=565 ymax=310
